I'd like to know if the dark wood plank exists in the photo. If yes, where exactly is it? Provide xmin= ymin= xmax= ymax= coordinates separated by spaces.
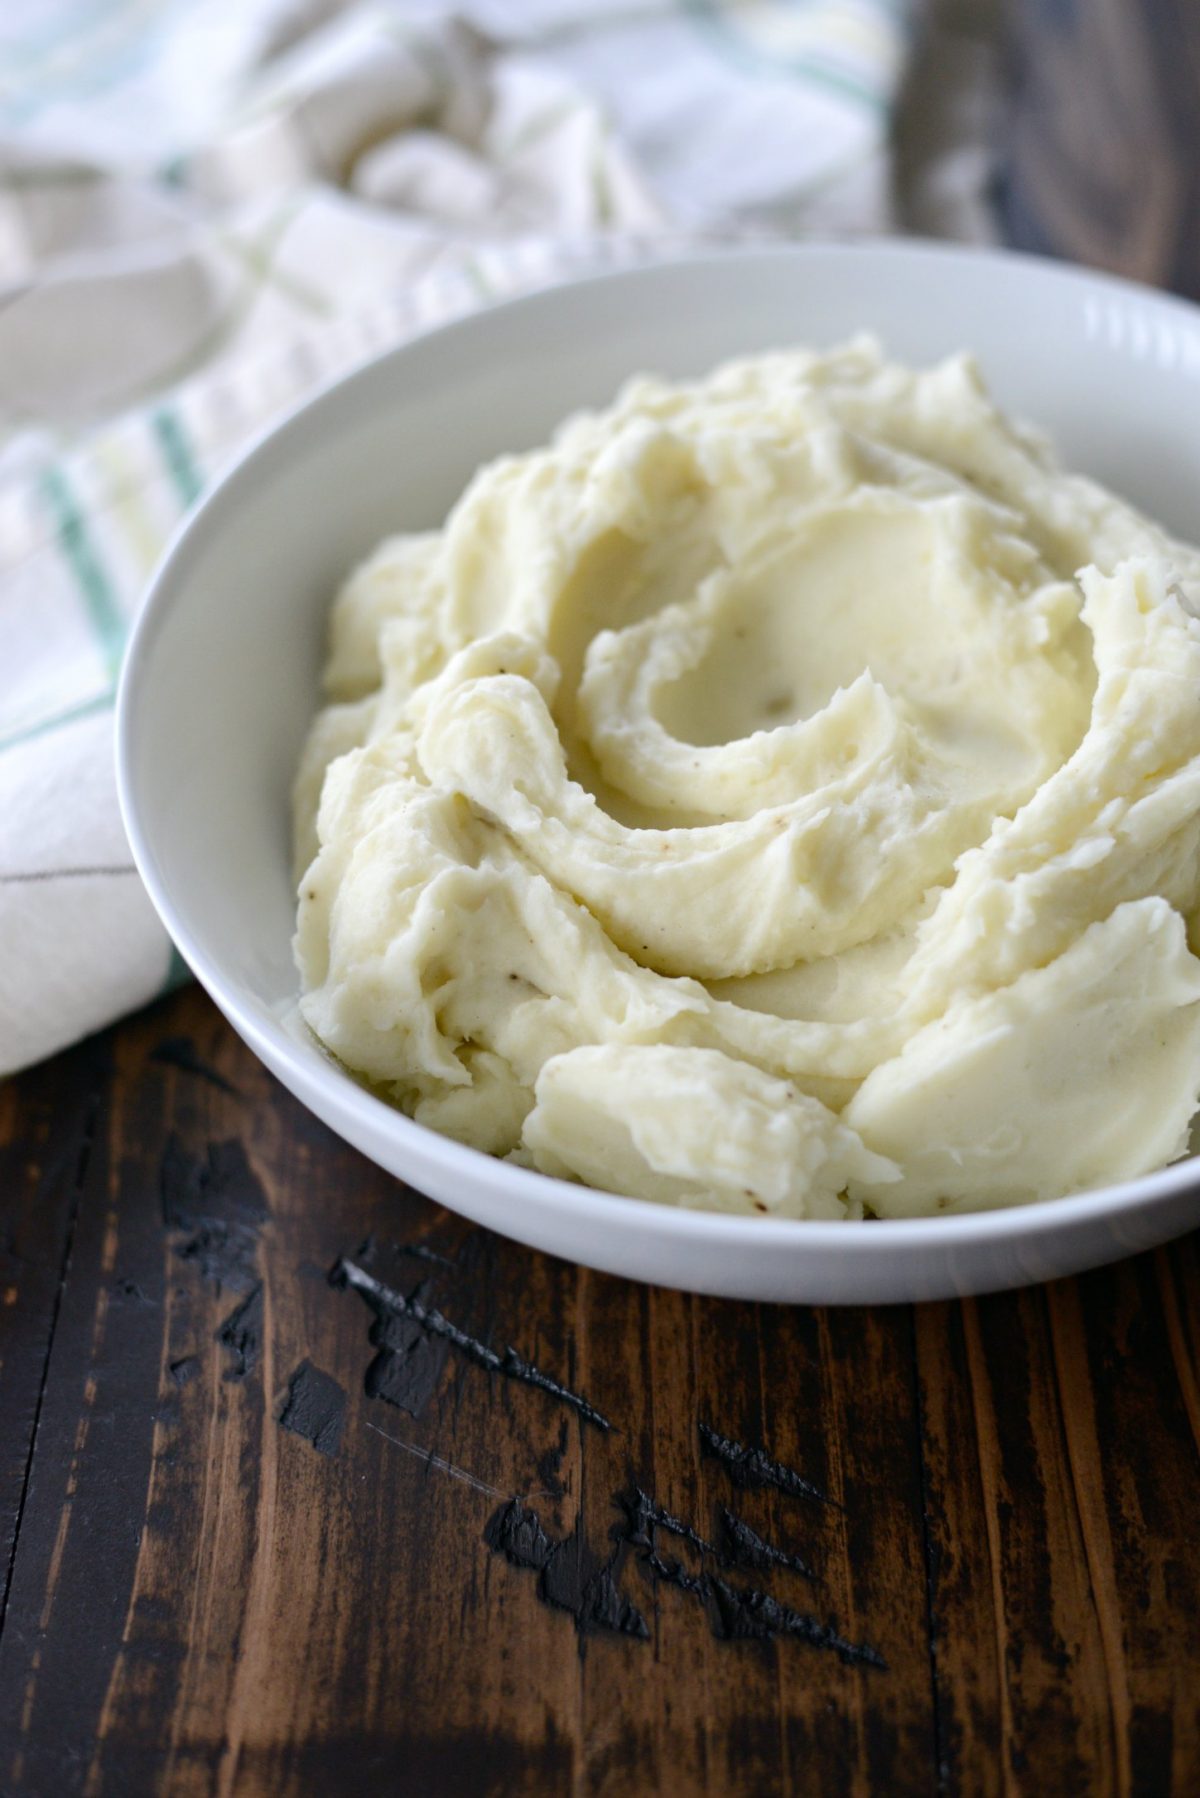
xmin=1049 ymin=1250 xmax=1200 ymax=1792
xmin=0 ymin=1029 xmax=109 ymax=1629
xmin=1003 ymin=0 xmax=1200 ymax=298
xmin=917 ymin=1262 xmax=1200 ymax=1798
xmin=574 ymin=1284 xmax=934 ymax=1794
xmin=0 ymin=988 xmax=926 ymax=1796
xmin=923 ymin=1289 xmax=1120 ymax=1796
xmin=2 ymin=985 xmax=1198 ymax=1794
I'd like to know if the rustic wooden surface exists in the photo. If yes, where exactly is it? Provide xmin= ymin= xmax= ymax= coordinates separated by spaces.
xmin=1 ymin=984 xmax=1199 ymax=1797
xmin=1003 ymin=0 xmax=1200 ymax=298
xmin=5 ymin=8 xmax=1200 ymax=1793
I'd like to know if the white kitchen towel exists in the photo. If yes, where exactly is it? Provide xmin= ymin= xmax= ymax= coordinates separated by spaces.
xmin=0 ymin=0 xmax=994 ymax=1076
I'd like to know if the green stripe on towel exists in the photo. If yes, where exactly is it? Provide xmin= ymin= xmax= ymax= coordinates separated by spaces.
xmin=151 ymin=405 xmax=204 ymax=507
xmin=39 ymin=467 xmax=125 ymax=677
xmin=681 ymin=0 xmax=887 ymax=111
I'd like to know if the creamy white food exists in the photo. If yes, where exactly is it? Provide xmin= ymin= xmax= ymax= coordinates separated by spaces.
xmin=293 ymin=339 xmax=1200 ymax=1219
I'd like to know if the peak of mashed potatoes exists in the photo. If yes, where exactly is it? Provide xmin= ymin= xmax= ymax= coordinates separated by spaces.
xmin=293 ymin=338 xmax=1200 ymax=1220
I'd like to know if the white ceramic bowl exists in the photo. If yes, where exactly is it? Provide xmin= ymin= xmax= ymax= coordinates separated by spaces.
xmin=117 ymin=242 xmax=1200 ymax=1304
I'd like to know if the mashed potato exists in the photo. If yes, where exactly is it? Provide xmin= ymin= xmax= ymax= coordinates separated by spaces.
xmin=293 ymin=339 xmax=1200 ymax=1219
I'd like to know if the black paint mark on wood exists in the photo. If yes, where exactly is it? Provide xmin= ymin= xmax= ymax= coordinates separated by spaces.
xmin=160 ymin=1134 xmax=267 ymax=1294
xmin=623 ymin=1525 xmax=879 ymax=1664
xmin=488 ymin=1487 xmax=880 ymax=1666
xmin=718 ymin=1508 xmax=820 ymax=1584
xmin=151 ymin=1036 xmax=240 ymax=1096
xmin=214 ymin=1283 xmax=263 ymax=1381
xmin=331 ymin=1258 xmax=611 ymax=1432
xmin=363 ymin=1277 xmax=449 ymax=1420
xmin=545 ymin=1549 xmax=647 ymax=1640
xmin=616 ymin=1485 xmax=716 ymax=1558
xmin=645 ymin=1550 xmax=710 ymax=1600
xmin=699 ymin=1421 xmax=834 ymax=1508
xmin=613 ymin=1485 xmax=817 ymax=1584
xmin=168 ymin=1356 xmax=199 ymax=1388
xmin=537 ymin=1420 xmax=569 ymax=1499
xmin=484 ymin=1497 xmax=556 ymax=1572
xmin=607 ymin=1483 xmax=876 ymax=1665
xmin=277 ymin=1360 xmax=346 ymax=1457
xmin=705 ymin=1578 xmax=886 ymax=1668
xmin=484 ymin=1500 xmax=649 ymax=1640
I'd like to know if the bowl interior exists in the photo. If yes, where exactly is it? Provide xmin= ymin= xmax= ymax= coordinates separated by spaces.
xmin=118 ymin=244 xmax=1200 ymax=1299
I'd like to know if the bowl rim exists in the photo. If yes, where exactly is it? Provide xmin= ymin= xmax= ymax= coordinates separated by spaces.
xmin=116 ymin=235 xmax=1200 ymax=1255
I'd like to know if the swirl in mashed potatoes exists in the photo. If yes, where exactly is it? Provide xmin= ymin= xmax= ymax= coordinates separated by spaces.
xmin=293 ymin=340 xmax=1200 ymax=1219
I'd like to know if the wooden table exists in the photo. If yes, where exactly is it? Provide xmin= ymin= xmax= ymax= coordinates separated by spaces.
xmin=4 ymin=8 xmax=1200 ymax=1793
xmin=5 ymin=987 xmax=1198 ymax=1798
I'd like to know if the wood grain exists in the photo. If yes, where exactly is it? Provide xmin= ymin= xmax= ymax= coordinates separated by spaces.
xmin=0 ymin=1032 xmax=107 ymax=1629
xmin=1004 ymin=0 xmax=1200 ymax=297
xmin=0 ymin=985 xmax=1197 ymax=1795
